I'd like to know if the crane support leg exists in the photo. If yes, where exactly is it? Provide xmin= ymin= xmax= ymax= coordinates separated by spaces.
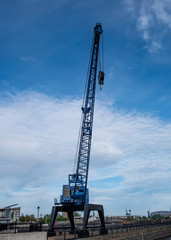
xmin=48 ymin=205 xmax=83 ymax=236
xmin=79 ymin=204 xmax=108 ymax=238
xmin=67 ymin=211 xmax=75 ymax=232
xmin=48 ymin=204 xmax=107 ymax=238
xmin=48 ymin=206 xmax=58 ymax=236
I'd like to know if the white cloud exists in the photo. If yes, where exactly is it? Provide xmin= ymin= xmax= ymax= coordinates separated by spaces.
xmin=152 ymin=0 xmax=171 ymax=28
xmin=124 ymin=0 xmax=171 ymax=53
xmin=0 ymin=91 xmax=171 ymax=215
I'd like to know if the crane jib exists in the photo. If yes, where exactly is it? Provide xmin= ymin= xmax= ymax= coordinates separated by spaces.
xmin=58 ymin=23 xmax=104 ymax=206
xmin=74 ymin=24 xmax=103 ymax=203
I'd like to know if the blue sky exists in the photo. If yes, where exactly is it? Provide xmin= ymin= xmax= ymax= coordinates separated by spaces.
xmin=0 ymin=0 xmax=171 ymax=217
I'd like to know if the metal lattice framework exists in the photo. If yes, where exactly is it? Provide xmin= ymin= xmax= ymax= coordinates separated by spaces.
xmin=74 ymin=24 xmax=103 ymax=202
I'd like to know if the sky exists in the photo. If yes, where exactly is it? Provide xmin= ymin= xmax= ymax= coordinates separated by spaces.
xmin=0 ymin=0 xmax=171 ymax=217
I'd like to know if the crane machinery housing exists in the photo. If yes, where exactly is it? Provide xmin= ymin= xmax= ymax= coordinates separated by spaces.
xmin=48 ymin=23 xmax=107 ymax=238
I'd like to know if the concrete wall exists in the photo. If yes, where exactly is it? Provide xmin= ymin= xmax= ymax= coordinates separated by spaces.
xmin=0 ymin=232 xmax=47 ymax=240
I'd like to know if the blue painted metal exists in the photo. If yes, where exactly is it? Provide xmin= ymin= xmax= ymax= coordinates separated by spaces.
xmin=57 ymin=23 xmax=103 ymax=206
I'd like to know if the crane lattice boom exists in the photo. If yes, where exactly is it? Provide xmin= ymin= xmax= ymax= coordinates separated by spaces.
xmin=56 ymin=23 xmax=104 ymax=206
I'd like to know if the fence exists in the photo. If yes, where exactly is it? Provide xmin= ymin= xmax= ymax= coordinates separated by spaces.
xmin=0 ymin=222 xmax=45 ymax=234
xmin=49 ymin=220 xmax=171 ymax=240
xmin=1 ymin=220 xmax=171 ymax=239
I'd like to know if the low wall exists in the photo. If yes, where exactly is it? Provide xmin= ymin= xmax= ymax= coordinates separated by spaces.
xmin=0 ymin=232 xmax=47 ymax=240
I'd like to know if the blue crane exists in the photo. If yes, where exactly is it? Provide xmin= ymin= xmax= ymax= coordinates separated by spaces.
xmin=57 ymin=23 xmax=104 ymax=206
xmin=49 ymin=23 xmax=107 ymax=237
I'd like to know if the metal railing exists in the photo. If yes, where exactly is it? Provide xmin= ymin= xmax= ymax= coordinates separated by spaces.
xmin=0 ymin=222 xmax=46 ymax=234
xmin=1 ymin=220 xmax=171 ymax=239
xmin=48 ymin=220 xmax=171 ymax=240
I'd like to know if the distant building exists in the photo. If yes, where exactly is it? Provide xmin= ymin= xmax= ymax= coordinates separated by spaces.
xmin=0 ymin=204 xmax=20 ymax=223
xmin=10 ymin=207 xmax=20 ymax=221
xmin=151 ymin=211 xmax=171 ymax=218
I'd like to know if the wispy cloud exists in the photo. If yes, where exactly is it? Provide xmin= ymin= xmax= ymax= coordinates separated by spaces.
xmin=0 ymin=91 xmax=171 ymax=215
xmin=124 ymin=0 xmax=171 ymax=53
xmin=20 ymin=56 xmax=36 ymax=62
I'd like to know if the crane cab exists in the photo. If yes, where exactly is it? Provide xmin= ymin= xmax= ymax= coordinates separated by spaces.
xmin=98 ymin=71 xmax=104 ymax=90
xmin=57 ymin=174 xmax=89 ymax=205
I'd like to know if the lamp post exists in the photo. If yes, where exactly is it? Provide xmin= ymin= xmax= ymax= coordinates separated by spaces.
xmin=37 ymin=206 xmax=40 ymax=220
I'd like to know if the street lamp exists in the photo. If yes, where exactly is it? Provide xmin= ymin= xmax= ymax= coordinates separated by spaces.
xmin=37 ymin=206 xmax=40 ymax=220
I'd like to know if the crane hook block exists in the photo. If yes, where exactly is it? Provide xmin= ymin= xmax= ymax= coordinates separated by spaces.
xmin=98 ymin=71 xmax=105 ymax=90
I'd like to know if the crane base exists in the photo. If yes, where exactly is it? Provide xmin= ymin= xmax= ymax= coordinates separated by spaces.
xmin=48 ymin=203 xmax=108 ymax=238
